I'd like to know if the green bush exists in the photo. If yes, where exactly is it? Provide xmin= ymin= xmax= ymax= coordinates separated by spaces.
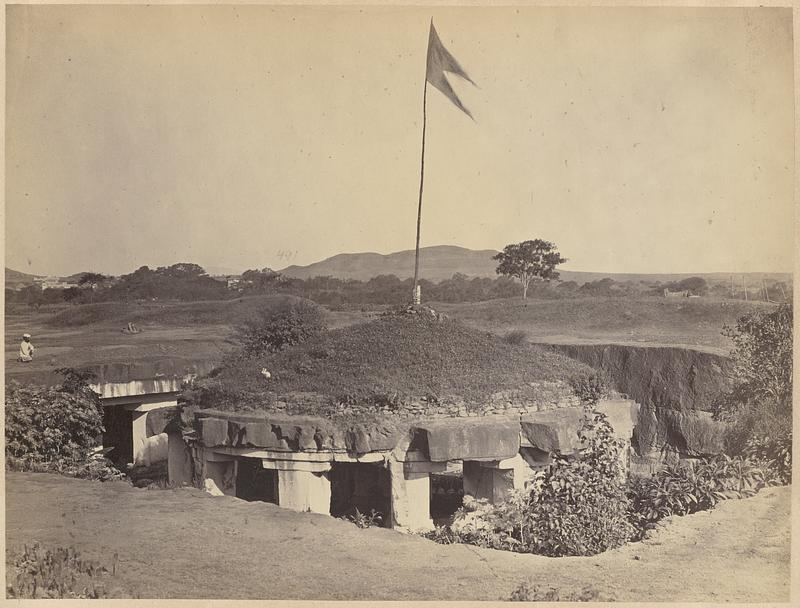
xmin=569 ymin=371 xmax=610 ymax=404
xmin=6 ymin=543 xmax=122 ymax=599
xmin=429 ymin=407 xmax=634 ymax=557
xmin=5 ymin=370 xmax=107 ymax=473
xmin=502 ymin=329 xmax=528 ymax=345
xmin=525 ymin=408 xmax=633 ymax=556
xmin=234 ymin=299 xmax=327 ymax=356
xmin=627 ymin=454 xmax=779 ymax=537
xmin=715 ymin=304 xmax=792 ymax=453
xmin=742 ymin=431 xmax=792 ymax=484
xmin=343 ymin=508 xmax=383 ymax=529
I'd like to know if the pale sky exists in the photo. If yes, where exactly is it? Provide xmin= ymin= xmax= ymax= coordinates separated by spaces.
xmin=5 ymin=5 xmax=795 ymax=276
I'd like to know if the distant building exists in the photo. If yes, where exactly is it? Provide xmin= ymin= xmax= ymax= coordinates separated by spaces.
xmin=211 ymin=275 xmax=242 ymax=290
xmin=664 ymin=289 xmax=690 ymax=298
xmin=34 ymin=276 xmax=74 ymax=290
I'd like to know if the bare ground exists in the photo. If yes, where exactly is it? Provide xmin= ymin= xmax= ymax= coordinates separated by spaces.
xmin=5 ymin=472 xmax=791 ymax=601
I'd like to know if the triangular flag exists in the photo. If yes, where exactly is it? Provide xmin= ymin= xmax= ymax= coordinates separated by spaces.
xmin=426 ymin=22 xmax=476 ymax=119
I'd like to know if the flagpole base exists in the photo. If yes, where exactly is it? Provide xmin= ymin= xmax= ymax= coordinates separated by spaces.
xmin=413 ymin=285 xmax=422 ymax=306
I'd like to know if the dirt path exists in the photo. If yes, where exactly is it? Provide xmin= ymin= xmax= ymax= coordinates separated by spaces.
xmin=5 ymin=472 xmax=791 ymax=601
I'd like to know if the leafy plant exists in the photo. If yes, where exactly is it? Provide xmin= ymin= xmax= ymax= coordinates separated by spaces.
xmin=428 ymin=407 xmax=634 ymax=557
xmin=742 ymin=432 xmax=792 ymax=484
xmin=509 ymin=581 xmax=610 ymax=602
xmin=524 ymin=407 xmax=633 ymax=556
xmin=344 ymin=508 xmax=383 ymax=529
xmin=6 ymin=543 xmax=121 ymax=599
xmin=569 ymin=371 xmax=610 ymax=405
xmin=5 ymin=370 xmax=108 ymax=475
xmin=627 ymin=454 xmax=779 ymax=537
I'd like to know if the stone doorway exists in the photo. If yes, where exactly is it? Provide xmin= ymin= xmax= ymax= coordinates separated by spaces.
xmin=235 ymin=458 xmax=278 ymax=503
xmin=329 ymin=462 xmax=391 ymax=526
xmin=430 ymin=469 xmax=464 ymax=524
xmin=102 ymin=406 xmax=134 ymax=467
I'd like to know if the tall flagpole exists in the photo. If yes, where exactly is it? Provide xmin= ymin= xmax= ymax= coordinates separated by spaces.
xmin=412 ymin=74 xmax=429 ymax=305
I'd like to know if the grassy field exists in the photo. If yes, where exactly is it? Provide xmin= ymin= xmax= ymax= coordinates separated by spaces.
xmin=5 ymin=294 xmax=777 ymax=384
xmin=438 ymin=296 xmax=777 ymax=354
xmin=4 ymin=295 xmax=365 ymax=384
xmin=5 ymin=472 xmax=790 ymax=601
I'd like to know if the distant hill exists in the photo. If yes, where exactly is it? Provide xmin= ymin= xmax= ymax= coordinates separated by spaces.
xmin=280 ymin=245 xmax=500 ymax=282
xmin=5 ymin=268 xmax=42 ymax=288
xmin=278 ymin=246 xmax=791 ymax=286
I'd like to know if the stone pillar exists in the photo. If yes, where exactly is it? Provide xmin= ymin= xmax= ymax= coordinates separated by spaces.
xmin=131 ymin=411 xmax=148 ymax=466
xmin=277 ymin=469 xmax=331 ymax=514
xmin=168 ymin=433 xmax=193 ymax=487
xmin=388 ymin=457 xmax=435 ymax=532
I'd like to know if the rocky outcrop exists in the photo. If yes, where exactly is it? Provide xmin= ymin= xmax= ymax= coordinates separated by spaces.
xmin=543 ymin=344 xmax=733 ymax=412
xmin=543 ymin=343 xmax=731 ymax=459
xmin=634 ymin=406 xmax=726 ymax=457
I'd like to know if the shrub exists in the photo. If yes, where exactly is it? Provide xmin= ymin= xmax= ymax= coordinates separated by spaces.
xmin=429 ymin=407 xmax=634 ymax=557
xmin=6 ymin=543 xmax=122 ymax=599
xmin=715 ymin=304 xmax=792 ymax=452
xmin=234 ymin=299 xmax=326 ymax=356
xmin=570 ymin=371 xmax=610 ymax=405
xmin=502 ymin=329 xmax=528 ymax=345
xmin=525 ymin=408 xmax=633 ymax=556
xmin=5 ymin=370 xmax=106 ymax=473
xmin=627 ymin=454 xmax=779 ymax=538
xmin=344 ymin=508 xmax=383 ymax=529
xmin=742 ymin=431 xmax=792 ymax=484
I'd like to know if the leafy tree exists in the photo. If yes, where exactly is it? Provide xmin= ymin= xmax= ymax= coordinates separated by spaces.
xmin=241 ymin=268 xmax=283 ymax=291
xmin=77 ymin=272 xmax=111 ymax=288
xmin=714 ymin=304 xmax=792 ymax=451
xmin=675 ymin=276 xmax=708 ymax=295
xmin=493 ymin=240 xmax=567 ymax=299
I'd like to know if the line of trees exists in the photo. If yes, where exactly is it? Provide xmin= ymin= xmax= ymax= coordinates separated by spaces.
xmin=7 ymin=268 xmax=789 ymax=309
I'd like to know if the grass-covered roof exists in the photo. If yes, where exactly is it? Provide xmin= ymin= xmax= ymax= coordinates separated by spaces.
xmin=186 ymin=310 xmax=594 ymax=417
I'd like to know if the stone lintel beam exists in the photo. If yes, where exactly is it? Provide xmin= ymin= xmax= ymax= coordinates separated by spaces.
xmin=403 ymin=460 xmax=448 ymax=474
xmin=332 ymin=451 xmax=387 ymax=464
xmin=204 ymin=450 xmax=237 ymax=462
xmin=477 ymin=454 xmax=527 ymax=470
xmin=261 ymin=460 xmax=331 ymax=473
xmin=207 ymin=446 xmax=390 ymax=463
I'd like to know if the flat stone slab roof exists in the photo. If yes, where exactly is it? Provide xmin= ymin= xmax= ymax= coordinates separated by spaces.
xmin=194 ymin=400 xmax=639 ymax=461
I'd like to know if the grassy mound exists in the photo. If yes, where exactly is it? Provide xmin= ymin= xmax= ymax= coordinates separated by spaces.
xmin=190 ymin=312 xmax=594 ymax=413
xmin=45 ymin=294 xmax=310 ymax=328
